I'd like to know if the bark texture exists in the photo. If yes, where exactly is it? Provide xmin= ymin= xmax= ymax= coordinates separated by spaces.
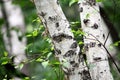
xmin=1 ymin=0 xmax=28 ymax=77
xmin=1 ymin=0 xmax=26 ymax=65
xmin=78 ymin=0 xmax=113 ymax=80
xmin=34 ymin=0 xmax=91 ymax=80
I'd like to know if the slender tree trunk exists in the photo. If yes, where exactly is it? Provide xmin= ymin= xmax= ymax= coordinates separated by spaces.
xmin=34 ymin=0 xmax=91 ymax=80
xmin=0 ymin=0 xmax=29 ymax=78
xmin=78 ymin=0 xmax=113 ymax=80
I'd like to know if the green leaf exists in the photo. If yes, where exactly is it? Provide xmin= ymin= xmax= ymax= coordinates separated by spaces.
xmin=1 ymin=57 xmax=9 ymax=65
xmin=26 ymin=34 xmax=32 ymax=37
xmin=96 ymin=0 xmax=103 ymax=2
xmin=79 ymin=41 xmax=84 ymax=45
xmin=47 ymin=52 xmax=52 ymax=59
xmin=113 ymin=41 xmax=120 ymax=46
xmin=36 ymin=58 xmax=43 ymax=62
xmin=69 ymin=0 xmax=78 ymax=7
xmin=23 ymin=77 xmax=30 ymax=80
xmin=32 ymin=30 xmax=38 ymax=36
xmin=4 ymin=51 xmax=8 ymax=57
xmin=1 ymin=61 xmax=8 ymax=65
xmin=42 ymin=61 xmax=49 ymax=68
xmin=32 ymin=17 xmax=41 ymax=23
xmin=19 ymin=63 xmax=24 ymax=70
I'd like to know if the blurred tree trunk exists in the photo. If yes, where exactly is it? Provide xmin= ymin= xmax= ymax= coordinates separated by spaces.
xmin=0 ymin=0 xmax=29 ymax=79
xmin=34 ymin=0 xmax=91 ymax=80
xmin=78 ymin=0 xmax=113 ymax=80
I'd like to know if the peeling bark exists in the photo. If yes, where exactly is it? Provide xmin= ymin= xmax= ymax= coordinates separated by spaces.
xmin=78 ymin=0 xmax=113 ymax=80
xmin=34 ymin=0 xmax=91 ymax=80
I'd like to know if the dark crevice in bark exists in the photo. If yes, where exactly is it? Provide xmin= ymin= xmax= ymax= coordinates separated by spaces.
xmin=52 ymin=33 xmax=73 ymax=43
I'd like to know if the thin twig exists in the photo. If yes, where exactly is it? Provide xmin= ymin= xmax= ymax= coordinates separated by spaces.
xmin=89 ymin=34 xmax=120 ymax=74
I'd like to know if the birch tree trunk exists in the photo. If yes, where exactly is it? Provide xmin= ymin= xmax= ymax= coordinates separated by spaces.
xmin=1 ymin=0 xmax=28 ymax=78
xmin=34 ymin=0 xmax=91 ymax=80
xmin=78 ymin=0 xmax=113 ymax=80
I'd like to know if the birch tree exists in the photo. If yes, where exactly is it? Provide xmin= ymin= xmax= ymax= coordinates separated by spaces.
xmin=78 ymin=0 xmax=113 ymax=80
xmin=0 ymin=0 xmax=28 ymax=78
xmin=34 ymin=0 xmax=91 ymax=80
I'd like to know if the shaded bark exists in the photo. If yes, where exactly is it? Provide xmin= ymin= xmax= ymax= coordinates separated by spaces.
xmin=0 ymin=0 xmax=29 ymax=79
xmin=78 ymin=0 xmax=113 ymax=80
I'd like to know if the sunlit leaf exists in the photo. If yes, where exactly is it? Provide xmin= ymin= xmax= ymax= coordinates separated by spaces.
xmin=26 ymin=34 xmax=32 ymax=37
xmin=32 ymin=30 xmax=38 ymax=36
xmin=16 ymin=63 xmax=24 ymax=70
xmin=1 ymin=61 xmax=8 ymax=65
xmin=36 ymin=58 xmax=43 ymax=62
xmin=4 ymin=51 xmax=8 ymax=57
xmin=42 ymin=61 xmax=49 ymax=68
xmin=113 ymin=41 xmax=120 ymax=46
xmin=23 ymin=77 xmax=30 ymax=80
xmin=47 ymin=52 xmax=52 ymax=59
xmin=69 ymin=0 xmax=78 ymax=6
xmin=1 ymin=57 xmax=9 ymax=65
xmin=79 ymin=41 xmax=84 ymax=45
xmin=96 ymin=0 xmax=103 ymax=2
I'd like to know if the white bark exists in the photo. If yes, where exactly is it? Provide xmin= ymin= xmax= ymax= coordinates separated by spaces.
xmin=1 ymin=0 xmax=27 ymax=65
xmin=78 ymin=0 xmax=113 ymax=80
xmin=99 ymin=3 xmax=117 ymax=57
xmin=34 ymin=0 xmax=91 ymax=80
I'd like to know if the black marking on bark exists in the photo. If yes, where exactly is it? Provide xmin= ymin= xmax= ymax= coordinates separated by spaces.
xmin=55 ymin=48 xmax=61 ymax=55
xmin=63 ymin=70 xmax=69 ymax=75
xmin=52 ymin=33 xmax=73 ymax=43
xmin=89 ymin=42 xmax=96 ymax=47
xmin=48 ymin=16 xmax=55 ymax=21
xmin=70 ymin=61 xmax=75 ymax=64
xmin=93 ymin=57 xmax=101 ymax=61
xmin=88 ymin=0 xmax=96 ymax=6
xmin=48 ymin=16 xmax=57 ymax=21
xmin=64 ymin=50 xmax=75 ymax=57
xmin=82 ymin=69 xmax=92 ymax=80
xmin=78 ymin=72 xmax=82 ymax=75
xmin=55 ymin=22 xmax=59 ymax=28
xmin=103 ymin=34 xmax=105 ymax=39
xmin=57 ymin=0 xmax=60 ymax=5
xmin=83 ymin=19 xmax=90 ymax=24
xmin=78 ymin=54 xmax=84 ymax=63
xmin=68 ymin=26 xmax=71 ymax=28
xmin=71 ymin=68 xmax=75 ymax=71
xmin=100 ymin=72 xmax=103 ymax=74
xmin=79 ymin=7 xmax=83 ymax=12
xmin=91 ymin=23 xmax=98 ymax=29
xmin=83 ymin=54 xmax=87 ymax=60
xmin=39 ymin=11 xmax=46 ymax=17
xmin=73 ymin=63 xmax=79 ymax=67
xmin=98 ymin=43 xmax=102 ymax=47
xmin=70 ymin=42 xmax=77 ymax=48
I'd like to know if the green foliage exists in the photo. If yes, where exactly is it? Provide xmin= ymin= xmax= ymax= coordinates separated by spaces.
xmin=69 ymin=0 xmax=78 ymax=6
xmin=96 ymin=0 xmax=103 ymax=2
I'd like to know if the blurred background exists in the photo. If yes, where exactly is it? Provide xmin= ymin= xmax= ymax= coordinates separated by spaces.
xmin=0 ymin=0 xmax=120 ymax=80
